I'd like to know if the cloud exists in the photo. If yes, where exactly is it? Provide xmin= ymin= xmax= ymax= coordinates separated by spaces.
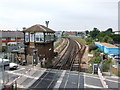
xmin=0 ymin=0 xmax=118 ymax=31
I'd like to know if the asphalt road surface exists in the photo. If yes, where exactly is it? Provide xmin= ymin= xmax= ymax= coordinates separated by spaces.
xmin=0 ymin=65 xmax=119 ymax=89
xmin=30 ymin=69 xmax=103 ymax=89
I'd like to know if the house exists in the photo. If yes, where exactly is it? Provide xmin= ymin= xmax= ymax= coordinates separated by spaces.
xmin=0 ymin=30 xmax=24 ymax=46
xmin=95 ymin=42 xmax=120 ymax=55
xmin=114 ymin=31 xmax=120 ymax=34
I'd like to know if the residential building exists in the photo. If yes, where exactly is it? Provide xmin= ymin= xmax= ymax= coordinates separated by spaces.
xmin=0 ymin=30 xmax=24 ymax=46
xmin=114 ymin=31 xmax=120 ymax=34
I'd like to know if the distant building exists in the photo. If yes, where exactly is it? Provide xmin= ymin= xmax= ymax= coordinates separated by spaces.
xmin=0 ymin=31 xmax=24 ymax=46
xmin=114 ymin=31 xmax=120 ymax=34
xmin=66 ymin=32 xmax=77 ymax=36
xmin=55 ymin=31 xmax=62 ymax=38
xmin=95 ymin=42 xmax=120 ymax=55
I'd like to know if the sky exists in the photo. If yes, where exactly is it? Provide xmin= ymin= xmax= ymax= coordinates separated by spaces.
xmin=0 ymin=0 xmax=119 ymax=31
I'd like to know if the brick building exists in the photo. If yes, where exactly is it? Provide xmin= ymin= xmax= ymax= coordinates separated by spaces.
xmin=23 ymin=24 xmax=55 ymax=65
xmin=0 ymin=30 xmax=24 ymax=46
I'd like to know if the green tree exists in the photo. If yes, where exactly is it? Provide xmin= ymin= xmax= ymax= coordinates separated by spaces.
xmin=90 ymin=28 xmax=100 ymax=39
xmin=106 ymin=28 xmax=113 ymax=33
xmin=111 ymin=34 xmax=120 ymax=44
xmin=85 ymin=30 xmax=89 ymax=35
xmin=102 ymin=35 xmax=113 ymax=43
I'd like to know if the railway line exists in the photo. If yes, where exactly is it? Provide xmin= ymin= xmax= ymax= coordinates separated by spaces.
xmin=52 ymin=38 xmax=86 ymax=72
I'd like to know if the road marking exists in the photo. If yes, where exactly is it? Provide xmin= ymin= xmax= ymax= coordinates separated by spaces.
xmin=84 ymin=74 xmax=100 ymax=79
xmin=64 ymin=70 xmax=71 ymax=88
xmin=84 ymin=84 xmax=103 ymax=88
xmin=54 ymin=70 xmax=66 ymax=88
xmin=105 ymin=79 xmax=120 ymax=83
xmin=7 ymin=72 xmax=39 ymax=80
xmin=25 ymin=68 xmax=47 ymax=88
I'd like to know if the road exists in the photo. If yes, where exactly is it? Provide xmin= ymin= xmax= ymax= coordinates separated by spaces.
xmin=30 ymin=69 xmax=103 ymax=89
xmin=0 ymin=65 xmax=119 ymax=89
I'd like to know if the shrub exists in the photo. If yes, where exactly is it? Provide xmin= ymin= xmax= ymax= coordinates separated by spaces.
xmin=93 ymin=56 xmax=101 ymax=64
xmin=89 ymin=45 xmax=98 ymax=52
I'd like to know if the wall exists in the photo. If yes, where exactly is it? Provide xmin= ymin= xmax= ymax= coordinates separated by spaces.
xmin=104 ymin=47 xmax=120 ymax=55
xmin=95 ymin=43 xmax=104 ymax=51
xmin=95 ymin=42 xmax=120 ymax=55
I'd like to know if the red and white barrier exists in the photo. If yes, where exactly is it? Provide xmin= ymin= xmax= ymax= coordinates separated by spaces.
xmin=6 ymin=65 xmax=36 ymax=85
xmin=98 ymin=68 xmax=109 ymax=88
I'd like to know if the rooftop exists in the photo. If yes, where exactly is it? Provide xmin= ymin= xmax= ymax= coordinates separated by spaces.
xmin=95 ymin=42 xmax=119 ymax=48
xmin=23 ymin=24 xmax=55 ymax=33
xmin=0 ymin=31 xmax=24 ymax=38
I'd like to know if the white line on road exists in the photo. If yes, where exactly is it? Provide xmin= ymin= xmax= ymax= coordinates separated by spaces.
xmin=84 ymin=84 xmax=103 ymax=88
xmin=105 ymin=79 xmax=120 ymax=83
xmin=7 ymin=72 xmax=39 ymax=80
xmin=25 ymin=68 xmax=47 ymax=88
xmin=54 ymin=70 xmax=66 ymax=88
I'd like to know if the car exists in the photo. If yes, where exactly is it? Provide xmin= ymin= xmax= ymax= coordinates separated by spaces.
xmin=9 ymin=63 xmax=18 ymax=70
xmin=113 ymin=56 xmax=120 ymax=61
xmin=0 ymin=58 xmax=18 ymax=70
xmin=108 ymin=54 xmax=116 ymax=59
xmin=0 ymin=58 xmax=10 ymax=70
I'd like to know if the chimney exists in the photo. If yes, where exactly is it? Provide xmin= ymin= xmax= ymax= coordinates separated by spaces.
xmin=45 ymin=21 xmax=49 ymax=27
xmin=23 ymin=27 xmax=26 ymax=30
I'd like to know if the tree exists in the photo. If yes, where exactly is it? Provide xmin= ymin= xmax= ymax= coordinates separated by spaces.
xmin=111 ymin=34 xmax=120 ymax=44
xmin=106 ymin=28 xmax=113 ymax=33
xmin=89 ymin=45 xmax=98 ymax=52
xmin=102 ymin=35 xmax=113 ymax=43
xmin=90 ymin=28 xmax=100 ymax=39
xmin=85 ymin=30 xmax=89 ymax=35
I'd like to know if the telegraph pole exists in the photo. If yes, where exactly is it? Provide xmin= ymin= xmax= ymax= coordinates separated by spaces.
xmin=2 ymin=58 xmax=5 ymax=89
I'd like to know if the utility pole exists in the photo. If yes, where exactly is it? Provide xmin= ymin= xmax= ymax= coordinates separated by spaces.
xmin=2 ymin=58 xmax=5 ymax=89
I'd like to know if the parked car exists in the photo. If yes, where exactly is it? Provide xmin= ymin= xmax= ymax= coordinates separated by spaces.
xmin=9 ymin=63 xmax=18 ymax=70
xmin=113 ymin=56 xmax=120 ymax=62
xmin=0 ymin=58 xmax=10 ymax=69
xmin=108 ymin=54 xmax=120 ymax=59
xmin=0 ymin=58 xmax=18 ymax=70
xmin=108 ymin=54 xmax=116 ymax=59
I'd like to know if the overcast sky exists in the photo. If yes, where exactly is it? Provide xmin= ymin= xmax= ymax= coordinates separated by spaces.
xmin=0 ymin=0 xmax=119 ymax=31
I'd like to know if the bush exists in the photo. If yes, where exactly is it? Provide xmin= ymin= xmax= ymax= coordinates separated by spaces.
xmin=89 ymin=45 xmax=98 ymax=52
xmin=2 ymin=46 xmax=7 ymax=52
xmin=102 ymin=59 xmax=111 ymax=72
xmin=93 ymin=56 xmax=101 ymax=64
xmin=94 ymin=48 xmax=103 ymax=56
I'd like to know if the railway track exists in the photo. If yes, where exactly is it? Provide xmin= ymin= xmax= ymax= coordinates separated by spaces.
xmin=52 ymin=38 xmax=86 ymax=72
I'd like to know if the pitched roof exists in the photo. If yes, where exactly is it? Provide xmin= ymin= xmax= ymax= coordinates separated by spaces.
xmin=0 ymin=31 xmax=24 ymax=38
xmin=23 ymin=24 xmax=55 ymax=33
